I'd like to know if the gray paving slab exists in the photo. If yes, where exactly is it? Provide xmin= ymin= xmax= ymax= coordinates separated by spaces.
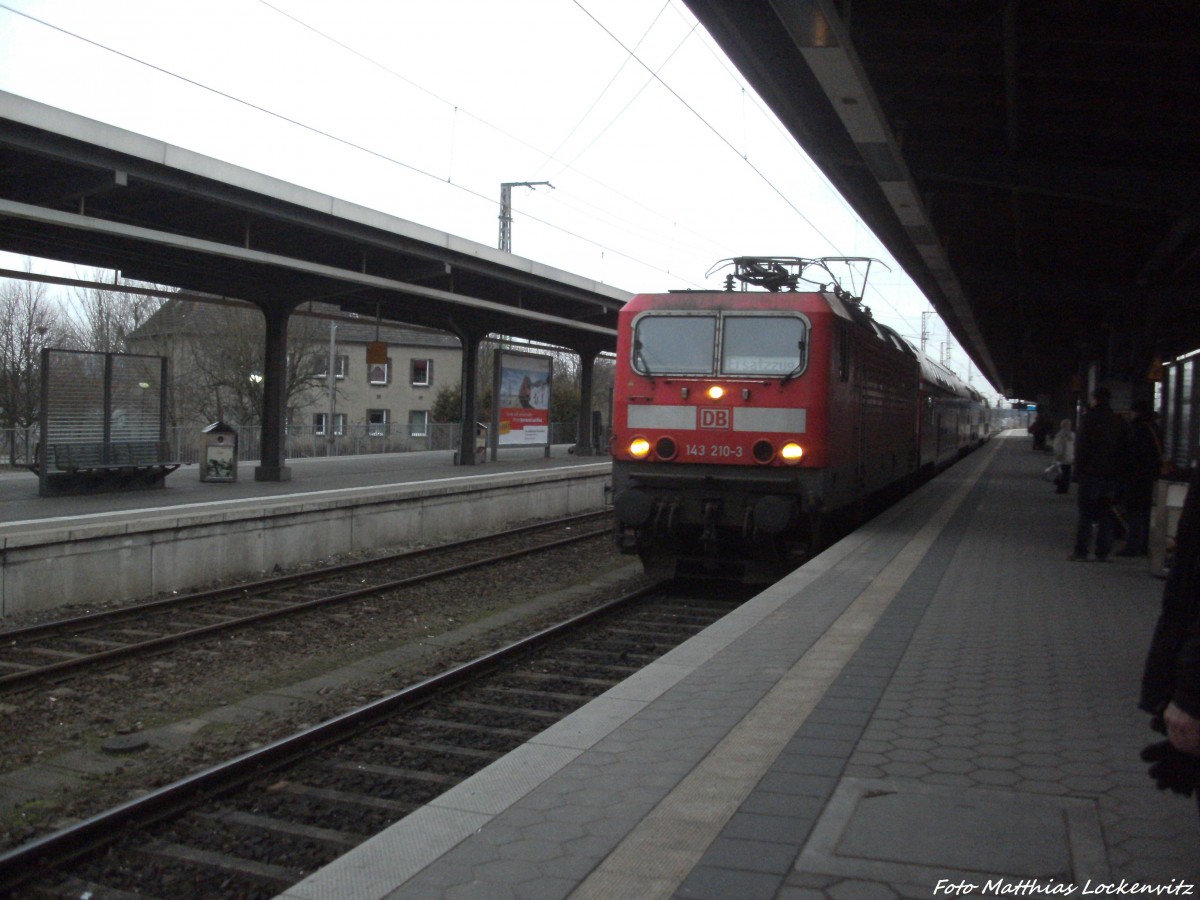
xmin=775 ymin=437 xmax=1199 ymax=894
xmin=798 ymin=777 xmax=1103 ymax=882
xmin=279 ymin=435 xmax=1200 ymax=900
xmin=285 ymin=438 xmax=984 ymax=899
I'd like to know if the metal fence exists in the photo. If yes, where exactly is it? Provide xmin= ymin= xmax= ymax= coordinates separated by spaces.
xmin=1 ymin=428 xmax=38 ymax=467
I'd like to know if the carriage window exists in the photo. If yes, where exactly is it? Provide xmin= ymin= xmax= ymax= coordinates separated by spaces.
xmin=721 ymin=316 xmax=808 ymax=376
xmin=632 ymin=315 xmax=716 ymax=375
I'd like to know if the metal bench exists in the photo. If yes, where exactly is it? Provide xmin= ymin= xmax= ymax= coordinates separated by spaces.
xmin=30 ymin=440 xmax=181 ymax=495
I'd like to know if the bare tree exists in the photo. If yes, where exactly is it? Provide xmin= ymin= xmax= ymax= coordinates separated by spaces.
xmin=64 ymin=269 xmax=166 ymax=353
xmin=546 ymin=349 xmax=614 ymax=425
xmin=131 ymin=300 xmax=330 ymax=429
xmin=284 ymin=311 xmax=333 ymax=425
xmin=0 ymin=271 xmax=66 ymax=460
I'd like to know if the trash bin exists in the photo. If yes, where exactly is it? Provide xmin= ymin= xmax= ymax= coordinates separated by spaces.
xmin=200 ymin=421 xmax=238 ymax=482
xmin=475 ymin=422 xmax=488 ymax=463
xmin=454 ymin=422 xmax=489 ymax=464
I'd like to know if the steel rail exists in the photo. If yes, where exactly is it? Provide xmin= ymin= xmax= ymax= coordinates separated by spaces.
xmin=0 ymin=581 xmax=665 ymax=891
xmin=0 ymin=510 xmax=610 ymax=644
xmin=0 ymin=523 xmax=611 ymax=693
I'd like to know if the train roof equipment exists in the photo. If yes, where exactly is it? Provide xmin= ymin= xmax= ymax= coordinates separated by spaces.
xmin=704 ymin=256 xmax=889 ymax=303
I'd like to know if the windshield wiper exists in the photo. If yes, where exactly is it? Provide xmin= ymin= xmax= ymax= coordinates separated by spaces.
xmin=781 ymin=340 xmax=807 ymax=384
xmin=633 ymin=339 xmax=653 ymax=375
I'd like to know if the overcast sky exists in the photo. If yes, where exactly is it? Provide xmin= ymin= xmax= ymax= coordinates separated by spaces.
xmin=0 ymin=0 xmax=985 ymax=386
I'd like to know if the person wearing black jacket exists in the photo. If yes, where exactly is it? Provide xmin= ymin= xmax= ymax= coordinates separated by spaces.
xmin=1140 ymin=464 xmax=1200 ymax=806
xmin=1070 ymin=387 xmax=1129 ymax=561
xmin=1119 ymin=400 xmax=1163 ymax=556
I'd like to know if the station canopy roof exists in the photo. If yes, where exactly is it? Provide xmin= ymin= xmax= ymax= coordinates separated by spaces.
xmin=684 ymin=1 xmax=1200 ymax=398
xmin=0 ymin=91 xmax=628 ymax=352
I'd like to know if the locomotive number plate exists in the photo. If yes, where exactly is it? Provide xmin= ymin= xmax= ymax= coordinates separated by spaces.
xmin=685 ymin=444 xmax=744 ymax=459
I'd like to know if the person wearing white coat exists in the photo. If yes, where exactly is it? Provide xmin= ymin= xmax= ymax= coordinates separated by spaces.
xmin=1052 ymin=418 xmax=1075 ymax=495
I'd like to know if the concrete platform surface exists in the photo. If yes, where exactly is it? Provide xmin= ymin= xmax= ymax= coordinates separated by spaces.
xmin=0 ymin=445 xmax=594 ymax=531
xmin=278 ymin=433 xmax=1200 ymax=900
xmin=0 ymin=446 xmax=610 ymax=616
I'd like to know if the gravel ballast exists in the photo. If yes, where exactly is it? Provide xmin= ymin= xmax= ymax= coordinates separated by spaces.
xmin=0 ymin=524 xmax=652 ymax=851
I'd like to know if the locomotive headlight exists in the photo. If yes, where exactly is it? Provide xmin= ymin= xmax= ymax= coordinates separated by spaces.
xmin=706 ymin=385 xmax=725 ymax=400
xmin=628 ymin=437 xmax=651 ymax=459
xmin=780 ymin=442 xmax=804 ymax=464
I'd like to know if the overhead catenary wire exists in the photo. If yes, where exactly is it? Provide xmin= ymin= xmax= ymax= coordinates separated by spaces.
xmin=652 ymin=0 xmax=924 ymax=333
xmin=0 ymin=0 xmax=825 ymax=291
xmin=539 ymin=10 xmax=701 ymax=183
xmin=254 ymin=0 xmax=728 ymax=274
xmin=532 ymin=1 xmax=674 ymax=182
xmin=572 ymin=2 xmax=829 ymax=250
xmin=575 ymin=0 xmax=927 ymax=330
xmin=0 ymin=0 xmax=934 ymax=344
xmin=0 ymin=1 xmax=685 ymax=285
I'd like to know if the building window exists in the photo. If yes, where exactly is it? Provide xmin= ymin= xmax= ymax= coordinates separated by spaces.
xmin=317 ymin=355 xmax=349 ymax=379
xmin=313 ymin=412 xmax=345 ymax=435
xmin=409 ymin=410 xmax=429 ymax=438
xmin=368 ymin=359 xmax=391 ymax=386
xmin=411 ymin=359 xmax=433 ymax=386
xmin=367 ymin=409 xmax=390 ymax=436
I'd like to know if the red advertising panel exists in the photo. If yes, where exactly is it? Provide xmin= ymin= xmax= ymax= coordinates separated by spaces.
xmin=495 ymin=351 xmax=552 ymax=447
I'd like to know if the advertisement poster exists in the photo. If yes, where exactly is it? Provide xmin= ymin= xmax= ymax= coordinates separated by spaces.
xmin=203 ymin=445 xmax=235 ymax=481
xmin=496 ymin=351 xmax=552 ymax=447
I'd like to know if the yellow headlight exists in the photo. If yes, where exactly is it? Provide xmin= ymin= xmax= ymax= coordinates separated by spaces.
xmin=706 ymin=385 xmax=725 ymax=400
xmin=629 ymin=437 xmax=651 ymax=459
xmin=780 ymin=442 xmax=804 ymax=463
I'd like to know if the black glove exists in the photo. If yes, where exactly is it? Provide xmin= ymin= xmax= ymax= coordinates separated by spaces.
xmin=1141 ymin=740 xmax=1200 ymax=797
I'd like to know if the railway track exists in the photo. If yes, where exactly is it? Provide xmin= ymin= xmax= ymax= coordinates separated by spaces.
xmin=0 ymin=512 xmax=611 ymax=694
xmin=0 ymin=579 xmax=749 ymax=898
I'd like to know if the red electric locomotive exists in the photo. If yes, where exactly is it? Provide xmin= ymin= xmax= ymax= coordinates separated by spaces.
xmin=610 ymin=256 xmax=985 ymax=581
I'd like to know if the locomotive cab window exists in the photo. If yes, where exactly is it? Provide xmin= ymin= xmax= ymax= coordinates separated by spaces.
xmin=721 ymin=315 xmax=809 ymax=377
xmin=632 ymin=314 xmax=716 ymax=375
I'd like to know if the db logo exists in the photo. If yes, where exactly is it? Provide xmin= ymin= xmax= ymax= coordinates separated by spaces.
xmin=699 ymin=408 xmax=731 ymax=430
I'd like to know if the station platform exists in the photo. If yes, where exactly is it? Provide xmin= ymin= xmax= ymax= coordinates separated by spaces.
xmin=0 ymin=445 xmax=595 ymax=529
xmin=280 ymin=433 xmax=1199 ymax=900
xmin=0 ymin=446 xmax=610 ymax=617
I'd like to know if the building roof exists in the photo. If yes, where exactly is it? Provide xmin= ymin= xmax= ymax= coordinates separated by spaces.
xmin=130 ymin=298 xmax=460 ymax=349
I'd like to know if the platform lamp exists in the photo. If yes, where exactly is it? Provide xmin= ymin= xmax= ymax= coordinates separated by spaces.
xmin=249 ymin=371 xmax=263 ymax=431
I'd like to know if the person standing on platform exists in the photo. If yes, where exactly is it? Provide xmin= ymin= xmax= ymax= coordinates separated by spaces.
xmin=1118 ymin=400 xmax=1163 ymax=557
xmin=1052 ymin=418 xmax=1075 ymax=495
xmin=1029 ymin=414 xmax=1054 ymax=451
xmin=1070 ymin=386 xmax=1128 ymax=561
xmin=1139 ymin=464 xmax=1200 ymax=808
